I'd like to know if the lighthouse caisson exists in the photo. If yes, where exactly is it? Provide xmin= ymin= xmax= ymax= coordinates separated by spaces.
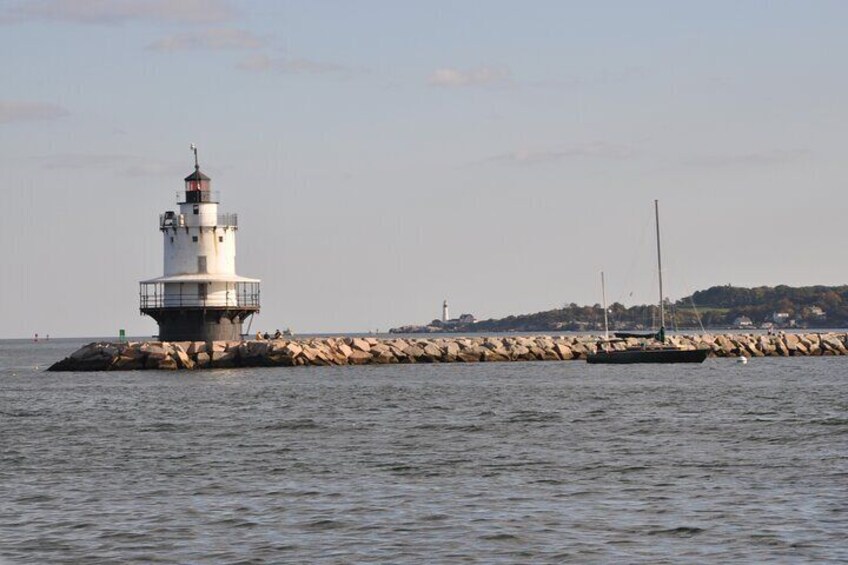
xmin=139 ymin=146 xmax=260 ymax=341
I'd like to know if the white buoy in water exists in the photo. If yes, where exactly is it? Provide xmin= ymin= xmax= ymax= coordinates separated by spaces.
xmin=737 ymin=355 xmax=748 ymax=364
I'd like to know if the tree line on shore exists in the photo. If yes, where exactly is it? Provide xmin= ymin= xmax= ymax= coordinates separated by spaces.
xmin=427 ymin=285 xmax=848 ymax=333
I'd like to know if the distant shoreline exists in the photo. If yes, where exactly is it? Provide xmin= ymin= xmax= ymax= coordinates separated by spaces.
xmin=5 ymin=326 xmax=848 ymax=343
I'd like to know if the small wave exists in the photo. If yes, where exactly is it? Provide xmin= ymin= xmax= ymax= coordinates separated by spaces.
xmin=213 ymin=430 xmax=241 ymax=438
xmin=98 ymin=530 xmax=149 ymax=541
xmin=611 ymin=465 xmax=649 ymax=473
xmin=0 ymin=409 xmax=45 ymax=418
xmin=507 ymin=411 xmax=562 ymax=423
xmin=812 ymin=417 xmax=848 ymax=426
xmin=749 ymin=533 xmax=787 ymax=546
xmin=302 ymin=519 xmax=345 ymax=531
xmin=452 ymin=424 xmax=485 ymax=432
xmin=138 ymin=422 xmax=187 ymax=433
xmin=421 ymin=513 xmax=449 ymax=522
xmin=411 ymin=423 xmax=442 ymax=430
xmin=530 ymin=478 xmax=564 ymax=485
xmin=211 ymin=517 xmax=258 ymax=528
xmin=14 ymin=494 xmax=54 ymax=503
xmin=413 ymin=423 xmax=484 ymax=432
xmin=375 ymin=463 xmax=416 ymax=473
xmin=556 ymin=490 xmax=599 ymax=498
xmin=648 ymin=526 xmax=705 ymax=537
xmin=263 ymin=419 xmax=321 ymax=430
xmin=480 ymin=533 xmax=523 ymax=542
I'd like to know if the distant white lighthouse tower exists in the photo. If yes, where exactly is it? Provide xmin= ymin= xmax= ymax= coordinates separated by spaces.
xmin=442 ymin=299 xmax=450 ymax=323
xmin=139 ymin=146 xmax=260 ymax=341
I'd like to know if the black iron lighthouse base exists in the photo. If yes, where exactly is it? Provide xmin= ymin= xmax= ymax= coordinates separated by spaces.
xmin=141 ymin=307 xmax=257 ymax=342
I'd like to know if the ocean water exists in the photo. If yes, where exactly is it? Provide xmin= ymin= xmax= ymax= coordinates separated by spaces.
xmin=1 ymin=339 xmax=847 ymax=564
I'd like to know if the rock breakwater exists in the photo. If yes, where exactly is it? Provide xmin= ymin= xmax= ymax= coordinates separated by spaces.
xmin=47 ymin=332 xmax=848 ymax=371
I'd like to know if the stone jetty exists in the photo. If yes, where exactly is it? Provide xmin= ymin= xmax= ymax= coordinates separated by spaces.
xmin=47 ymin=332 xmax=848 ymax=371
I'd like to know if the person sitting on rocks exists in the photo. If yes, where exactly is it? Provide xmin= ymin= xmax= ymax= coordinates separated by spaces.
xmin=263 ymin=332 xmax=270 ymax=340
xmin=256 ymin=331 xmax=263 ymax=340
xmin=274 ymin=329 xmax=283 ymax=339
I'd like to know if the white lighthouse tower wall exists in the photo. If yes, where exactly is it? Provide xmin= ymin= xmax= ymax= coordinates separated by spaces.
xmin=160 ymin=201 xmax=243 ymax=307
xmin=163 ymin=202 xmax=237 ymax=276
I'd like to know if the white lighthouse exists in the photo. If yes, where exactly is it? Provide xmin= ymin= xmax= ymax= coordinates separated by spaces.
xmin=442 ymin=299 xmax=450 ymax=323
xmin=139 ymin=146 xmax=260 ymax=341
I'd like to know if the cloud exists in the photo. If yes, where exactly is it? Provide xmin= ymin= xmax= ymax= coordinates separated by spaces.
xmin=0 ymin=101 xmax=69 ymax=124
xmin=688 ymin=149 xmax=808 ymax=168
xmin=36 ymin=153 xmax=132 ymax=170
xmin=122 ymin=160 xmax=186 ymax=177
xmin=484 ymin=143 xmax=635 ymax=165
xmin=237 ymin=54 xmax=347 ymax=75
xmin=5 ymin=0 xmax=236 ymax=25
xmin=34 ymin=153 xmax=184 ymax=177
xmin=428 ymin=66 xmax=512 ymax=87
xmin=149 ymin=28 xmax=265 ymax=51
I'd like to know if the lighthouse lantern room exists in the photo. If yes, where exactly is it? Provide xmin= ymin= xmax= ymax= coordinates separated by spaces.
xmin=139 ymin=146 xmax=260 ymax=341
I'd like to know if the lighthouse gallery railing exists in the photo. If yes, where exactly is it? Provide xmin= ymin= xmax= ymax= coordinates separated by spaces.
xmin=139 ymin=281 xmax=260 ymax=310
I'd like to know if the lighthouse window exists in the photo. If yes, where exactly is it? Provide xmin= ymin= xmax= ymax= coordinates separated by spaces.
xmin=170 ymin=236 xmax=174 ymax=243
xmin=198 ymin=256 xmax=207 ymax=273
xmin=192 ymin=235 xmax=198 ymax=242
xmin=218 ymin=236 xmax=223 ymax=242
xmin=193 ymin=205 xmax=199 ymax=215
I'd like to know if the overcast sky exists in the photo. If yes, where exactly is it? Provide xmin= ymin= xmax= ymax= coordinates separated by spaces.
xmin=2 ymin=0 xmax=847 ymax=338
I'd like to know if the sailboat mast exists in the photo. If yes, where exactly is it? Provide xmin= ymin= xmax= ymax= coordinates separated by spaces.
xmin=601 ymin=270 xmax=609 ymax=341
xmin=654 ymin=199 xmax=665 ymax=335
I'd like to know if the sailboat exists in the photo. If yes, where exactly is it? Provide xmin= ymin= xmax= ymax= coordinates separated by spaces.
xmin=586 ymin=200 xmax=709 ymax=364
